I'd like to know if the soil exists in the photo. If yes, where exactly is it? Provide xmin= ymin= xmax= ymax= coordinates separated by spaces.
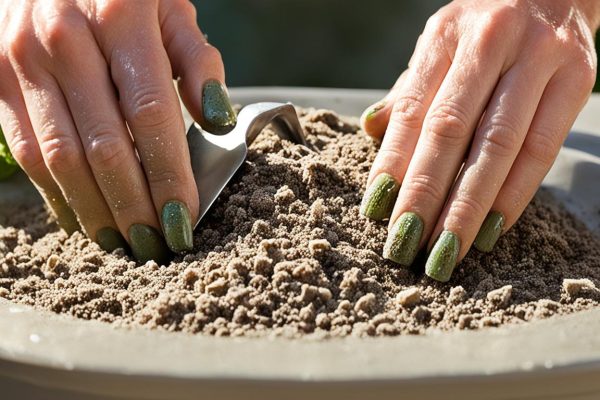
xmin=1 ymin=108 xmax=600 ymax=337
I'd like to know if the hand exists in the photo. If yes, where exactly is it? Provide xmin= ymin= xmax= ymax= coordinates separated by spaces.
xmin=359 ymin=0 xmax=599 ymax=281
xmin=0 ymin=0 xmax=237 ymax=263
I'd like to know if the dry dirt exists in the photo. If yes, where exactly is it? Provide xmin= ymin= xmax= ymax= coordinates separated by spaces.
xmin=1 ymin=108 xmax=599 ymax=337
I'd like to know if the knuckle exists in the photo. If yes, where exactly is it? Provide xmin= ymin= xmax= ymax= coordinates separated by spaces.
xmin=376 ymin=145 xmax=411 ymax=167
xmin=426 ymin=101 xmax=471 ymax=144
xmin=448 ymin=196 xmax=486 ymax=223
xmin=85 ymin=129 xmax=130 ymax=172
xmin=489 ymin=4 xmax=520 ymax=25
xmin=183 ymin=41 xmax=223 ymax=73
xmin=405 ymin=173 xmax=446 ymax=204
xmin=175 ymin=0 xmax=197 ymax=17
xmin=474 ymin=6 xmax=521 ymax=59
xmin=531 ymin=23 xmax=559 ymax=52
xmin=480 ymin=5 xmax=520 ymax=34
xmin=8 ymin=134 xmax=45 ymax=173
xmin=391 ymin=94 xmax=427 ymax=131
xmin=38 ymin=8 xmax=85 ymax=54
xmin=570 ymin=57 xmax=597 ymax=95
xmin=41 ymin=134 xmax=83 ymax=174
xmin=40 ymin=17 xmax=69 ymax=47
xmin=553 ymin=52 xmax=596 ymax=104
xmin=127 ymin=88 xmax=177 ymax=131
xmin=109 ymin=192 xmax=144 ymax=214
xmin=522 ymin=128 xmax=561 ymax=166
xmin=95 ymin=0 xmax=130 ymax=22
xmin=581 ymin=62 xmax=597 ymax=91
xmin=499 ymin=186 xmax=527 ymax=214
xmin=199 ymin=43 xmax=223 ymax=65
xmin=425 ymin=10 xmax=452 ymax=38
xmin=475 ymin=18 xmax=501 ymax=46
xmin=480 ymin=116 xmax=522 ymax=158
xmin=145 ymin=166 xmax=181 ymax=188
xmin=6 ymin=29 xmax=33 ymax=66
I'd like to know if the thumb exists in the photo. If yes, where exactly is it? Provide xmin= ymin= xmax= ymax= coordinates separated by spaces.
xmin=360 ymin=69 xmax=408 ymax=140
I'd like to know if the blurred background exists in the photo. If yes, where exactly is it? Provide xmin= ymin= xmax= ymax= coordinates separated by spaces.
xmin=192 ymin=0 xmax=600 ymax=91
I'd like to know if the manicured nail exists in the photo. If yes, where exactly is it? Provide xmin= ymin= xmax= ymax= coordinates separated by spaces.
xmin=365 ymin=101 xmax=386 ymax=121
xmin=474 ymin=211 xmax=505 ymax=253
xmin=161 ymin=201 xmax=193 ymax=253
xmin=360 ymin=173 xmax=400 ymax=221
xmin=55 ymin=205 xmax=81 ymax=235
xmin=128 ymin=224 xmax=171 ymax=265
xmin=425 ymin=231 xmax=460 ymax=282
xmin=96 ymin=227 xmax=128 ymax=253
xmin=383 ymin=212 xmax=424 ymax=266
xmin=202 ymin=79 xmax=237 ymax=134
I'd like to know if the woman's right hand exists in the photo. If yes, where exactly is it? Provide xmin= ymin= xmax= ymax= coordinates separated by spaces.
xmin=0 ymin=0 xmax=237 ymax=263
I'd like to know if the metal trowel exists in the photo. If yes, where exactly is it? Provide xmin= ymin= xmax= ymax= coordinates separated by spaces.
xmin=186 ymin=102 xmax=310 ymax=228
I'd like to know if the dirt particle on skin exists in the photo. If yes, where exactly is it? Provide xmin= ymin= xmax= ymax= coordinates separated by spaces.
xmin=1 ymin=108 xmax=600 ymax=337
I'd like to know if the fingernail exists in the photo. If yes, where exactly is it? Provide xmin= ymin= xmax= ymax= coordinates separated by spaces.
xmin=360 ymin=173 xmax=400 ymax=221
xmin=96 ymin=227 xmax=128 ymax=253
xmin=128 ymin=224 xmax=171 ymax=265
xmin=383 ymin=212 xmax=424 ymax=266
xmin=202 ymin=79 xmax=237 ymax=134
xmin=161 ymin=201 xmax=193 ymax=253
xmin=56 ymin=206 xmax=81 ymax=235
xmin=474 ymin=211 xmax=504 ymax=253
xmin=365 ymin=101 xmax=386 ymax=121
xmin=425 ymin=231 xmax=460 ymax=282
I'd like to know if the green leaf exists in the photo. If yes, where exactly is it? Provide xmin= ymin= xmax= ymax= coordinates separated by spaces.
xmin=0 ymin=125 xmax=19 ymax=181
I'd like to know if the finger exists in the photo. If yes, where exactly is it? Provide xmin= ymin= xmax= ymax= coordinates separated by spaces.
xmin=360 ymin=16 xmax=461 ymax=142
xmin=360 ymin=32 xmax=431 ymax=139
xmin=484 ymin=65 xmax=595 ymax=247
xmin=15 ymin=72 xmax=118 ymax=246
xmin=359 ymin=19 xmax=454 ymax=223
xmin=95 ymin=1 xmax=199 ymax=255
xmin=382 ymin=31 xmax=508 ymax=268
xmin=425 ymin=60 xmax=554 ymax=282
xmin=44 ymin=13 xmax=162 ymax=258
xmin=360 ymin=69 xmax=408 ymax=139
xmin=159 ymin=0 xmax=236 ymax=134
xmin=0 ymin=61 xmax=80 ymax=234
